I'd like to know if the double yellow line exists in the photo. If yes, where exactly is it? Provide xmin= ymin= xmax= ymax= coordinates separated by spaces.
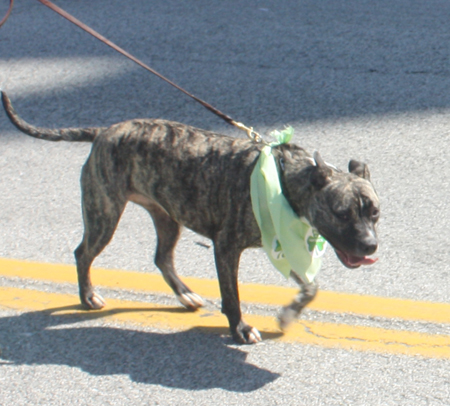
xmin=1 ymin=258 xmax=450 ymax=358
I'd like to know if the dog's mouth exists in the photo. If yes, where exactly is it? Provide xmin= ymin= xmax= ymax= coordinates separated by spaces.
xmin=334 ymin=249 xmax=378 ymax=269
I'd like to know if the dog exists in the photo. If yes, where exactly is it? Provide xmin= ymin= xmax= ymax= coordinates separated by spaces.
xmin=1 ymin=91 xmax=380 ymax=344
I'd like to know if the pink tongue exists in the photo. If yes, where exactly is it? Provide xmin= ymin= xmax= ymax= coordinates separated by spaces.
xmin=336 ymin=249 xmax=378 ymax=267
xmin=347 ymin=255 xmax=378 ymax=267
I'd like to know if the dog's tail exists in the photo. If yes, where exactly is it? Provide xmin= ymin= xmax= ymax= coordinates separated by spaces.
xmin=1 ymin=91 xmax=106 ymax=142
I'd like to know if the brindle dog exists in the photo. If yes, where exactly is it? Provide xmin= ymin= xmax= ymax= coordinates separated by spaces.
xmin=2 ymin=92 xmax=380 ymax=344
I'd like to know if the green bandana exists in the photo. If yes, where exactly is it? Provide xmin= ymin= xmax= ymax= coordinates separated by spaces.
xmin=250 ymin=127 xmax=328 ymax=283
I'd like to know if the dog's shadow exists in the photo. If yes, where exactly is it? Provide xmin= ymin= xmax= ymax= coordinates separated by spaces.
xmin=0 ymin=305 xmax=281 ymax=392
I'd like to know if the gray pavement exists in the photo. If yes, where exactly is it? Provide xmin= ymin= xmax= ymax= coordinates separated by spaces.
xmin=0 ymin=0 xmax=449 ymax=404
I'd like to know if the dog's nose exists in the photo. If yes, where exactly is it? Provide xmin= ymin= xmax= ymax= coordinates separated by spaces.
xmin=359 ymin=237 xmax=378 ymax=256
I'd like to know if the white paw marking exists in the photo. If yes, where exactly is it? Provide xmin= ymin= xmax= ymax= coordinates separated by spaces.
xmin=176 ymin=293 xmax=204 ymax=309
xmin=88 ymin=293 xmax=106 ymax=309
xmin=247 ymin=327 xmax=262 ymax=344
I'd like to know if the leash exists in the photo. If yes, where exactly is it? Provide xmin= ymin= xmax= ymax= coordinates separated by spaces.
xmin=0 ymin=0 xmax=13 ymax=28
xmin=2 ymin=0 xmax=264 ymax=143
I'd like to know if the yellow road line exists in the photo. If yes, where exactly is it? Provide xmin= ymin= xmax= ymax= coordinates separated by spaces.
xmin=1 ymin=257 xmax=450 ymax=324
xmin=1 ymin=286 xmax=450 ymax=359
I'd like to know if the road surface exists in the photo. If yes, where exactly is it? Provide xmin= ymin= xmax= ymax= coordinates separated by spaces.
xmin=0 ymin=0 xmax=449 ymax=405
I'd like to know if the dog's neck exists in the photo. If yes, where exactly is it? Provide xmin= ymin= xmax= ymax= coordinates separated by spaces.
xmin=280 ymin=164 xmax=317 ymax=220
xmin=274 ymin=145 xmax=339 ymax=224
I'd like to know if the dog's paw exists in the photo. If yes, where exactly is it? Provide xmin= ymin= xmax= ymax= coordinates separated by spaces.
xmin=246 ymin=327 xmax=262 ymax=344
xmin=83 ymin=292 xmax=106 ymax=310
xmin=176 ymin=292 xmax=204 ymax=310
xmin=233 ymin=322 xmax=262 ymax=344
xmin=278 ymin=306 xmax=297 ymax=331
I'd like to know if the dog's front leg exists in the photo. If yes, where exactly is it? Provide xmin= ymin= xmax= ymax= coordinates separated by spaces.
xmin=278 ymin=272 xmax=318 ymax=330
xmin=213 ymin=238 xmax=261 ymax=344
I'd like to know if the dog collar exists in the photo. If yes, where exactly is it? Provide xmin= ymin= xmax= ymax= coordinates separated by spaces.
xmin=250 ymin=127 xmax=328 ymax=283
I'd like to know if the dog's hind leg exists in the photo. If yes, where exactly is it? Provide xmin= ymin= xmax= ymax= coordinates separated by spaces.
xmin=74 ymin=170 xmax=127 ymax=309
xmin=146 ymin=203 xmax=204 ymax=310
xmin=278 ymin=272 xmax=318 ymax=330
xmin=213 ymin=236 xmax=261 ymax=344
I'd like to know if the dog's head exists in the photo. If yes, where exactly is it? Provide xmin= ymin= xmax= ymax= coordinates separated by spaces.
xmin=278 ymin=146 xmax=380 ymax=268
xmin=307 ymin=151 xmax=380 ymax=268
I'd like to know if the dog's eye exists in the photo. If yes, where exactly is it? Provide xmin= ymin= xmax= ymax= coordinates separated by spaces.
xmin=279 ymin=158 xmax=285 ymax=171
xmin=335 ymin=210 xmax=350 ymax=222
xmin=371 ymin=208 xmax=380 ymax=221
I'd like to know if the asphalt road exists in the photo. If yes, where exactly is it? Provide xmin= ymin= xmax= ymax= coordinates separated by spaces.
xmin=0 ymin=0 xmax=449 ymax=405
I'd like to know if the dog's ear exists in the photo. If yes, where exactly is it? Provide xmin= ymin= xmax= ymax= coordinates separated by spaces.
xmin=310 ymin=151 xmax=332 ymax=189
xmin=349 ymin=159 xmax=371 ymax=180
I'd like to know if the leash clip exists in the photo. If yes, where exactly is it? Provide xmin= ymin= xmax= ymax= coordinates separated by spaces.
xmin=232 ymin=121 xmax=265 ymax=144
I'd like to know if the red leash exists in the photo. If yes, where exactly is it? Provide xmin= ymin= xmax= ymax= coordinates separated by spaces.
xmin=0 ymin=0 xmax=13 ymax=28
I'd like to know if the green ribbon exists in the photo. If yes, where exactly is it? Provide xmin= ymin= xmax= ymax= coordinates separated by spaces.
xmin=250 ymin=127 xmax=327 ymax=283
